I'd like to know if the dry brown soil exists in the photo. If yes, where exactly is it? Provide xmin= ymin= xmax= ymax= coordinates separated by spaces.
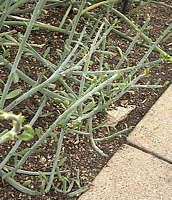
xmin=0 ymin=1 xmax=172 ymax=199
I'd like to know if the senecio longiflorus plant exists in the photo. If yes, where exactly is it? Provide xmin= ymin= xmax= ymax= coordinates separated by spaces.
xmin=0 ymin=0 xmax=172 ymax=197
xmin=0 ymin=110 xmax=35 ymax=143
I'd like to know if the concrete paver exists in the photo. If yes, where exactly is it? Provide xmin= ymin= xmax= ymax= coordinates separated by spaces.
xmin=79 ymin=85 xmax=172 ymax=200
xmin=128 ymin=84 xmax=172 ymax=160
xmin=79 ymin=145 xmax=172 ymax=200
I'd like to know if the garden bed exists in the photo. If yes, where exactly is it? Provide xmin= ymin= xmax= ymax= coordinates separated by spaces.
xmin=0 ymin=0 xmax=172 ymax=199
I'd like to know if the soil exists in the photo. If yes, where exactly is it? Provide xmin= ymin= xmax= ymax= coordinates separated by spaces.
xmin=0 ymin=1 xmax=172 ymax=200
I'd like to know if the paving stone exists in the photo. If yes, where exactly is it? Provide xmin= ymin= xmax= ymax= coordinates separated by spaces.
xmin=79 ymin=145 xmax=172 ymax=200
xmin=128 ymin=84 xmax=172 ymax=160
xmin=79 ymin=85 xmax=172 ymax=200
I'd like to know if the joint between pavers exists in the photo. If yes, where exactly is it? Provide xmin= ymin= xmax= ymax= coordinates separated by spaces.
xmin=126 ymin=139 xmax=172 ymax=165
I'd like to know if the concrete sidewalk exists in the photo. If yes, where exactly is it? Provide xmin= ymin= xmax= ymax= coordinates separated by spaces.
xmin=79 ymin=84 xmax=172 ymax=200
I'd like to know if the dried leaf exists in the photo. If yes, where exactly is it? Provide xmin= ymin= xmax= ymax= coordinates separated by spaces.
xmin=104 ymin=105 xmax=136 ymax=127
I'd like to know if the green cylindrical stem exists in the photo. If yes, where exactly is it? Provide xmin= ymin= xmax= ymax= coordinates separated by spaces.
xmin=3 ymin=21 xmax=80 ymax=37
